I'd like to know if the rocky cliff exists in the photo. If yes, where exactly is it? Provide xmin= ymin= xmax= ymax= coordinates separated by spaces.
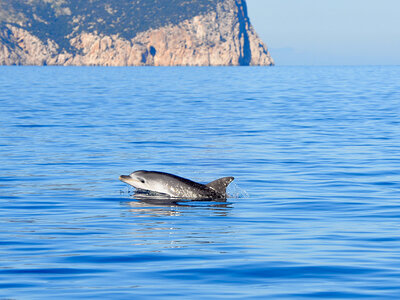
xmin=0 ymin=0 xmax=274 ymax=66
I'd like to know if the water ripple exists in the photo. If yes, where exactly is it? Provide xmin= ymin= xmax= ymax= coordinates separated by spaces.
xmin=1 ymin=66 xmax=400 ymax=299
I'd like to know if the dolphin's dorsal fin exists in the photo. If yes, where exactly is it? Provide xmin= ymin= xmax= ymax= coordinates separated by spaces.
xmin=206 ymin=177 xmax=234 ymax=195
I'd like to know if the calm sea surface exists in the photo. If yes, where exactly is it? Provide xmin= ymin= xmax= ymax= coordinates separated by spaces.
xmin=1 ymin=66 xmax=400 ymax=299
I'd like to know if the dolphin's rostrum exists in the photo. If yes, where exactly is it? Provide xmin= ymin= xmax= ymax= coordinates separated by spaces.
xmin=119 ymin=170 xmax=234 ymax=199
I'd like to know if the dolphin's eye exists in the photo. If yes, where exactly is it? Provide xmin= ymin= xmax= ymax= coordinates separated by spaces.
xmin=138 ymin=178 xmax=145 ymax=184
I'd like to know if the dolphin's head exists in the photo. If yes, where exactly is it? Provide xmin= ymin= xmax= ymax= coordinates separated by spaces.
xmin=119 ymin=170 xmax=172 ymax=195
xmin=119 ymin=170 xmax=152 ymax=190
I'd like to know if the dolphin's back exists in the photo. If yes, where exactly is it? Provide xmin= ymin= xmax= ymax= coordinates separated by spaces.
xmin=145 ymin=171 xmax=233 ymax=199
xmin=147 ymin=171 xmax=205 ymax=189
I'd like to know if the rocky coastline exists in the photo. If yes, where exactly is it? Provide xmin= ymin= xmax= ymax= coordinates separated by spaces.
xmin=0 ymin=0 xmax=273 ymax=66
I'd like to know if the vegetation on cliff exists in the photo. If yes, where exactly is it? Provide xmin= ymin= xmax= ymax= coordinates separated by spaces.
xmin=0 ymin=0 xmax=224 ymax=51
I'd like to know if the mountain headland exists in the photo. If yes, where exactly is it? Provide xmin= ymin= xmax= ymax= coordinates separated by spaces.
xmin=0 ymin=0 xmax=274 ymax=66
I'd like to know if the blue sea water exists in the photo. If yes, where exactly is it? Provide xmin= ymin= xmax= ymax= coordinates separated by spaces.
xmin=0 ymin=66 xmax=400 ymax=299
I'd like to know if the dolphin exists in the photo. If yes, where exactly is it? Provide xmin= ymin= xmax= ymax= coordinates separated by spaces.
xmin=119 ymin=170 xmax=234 ymax=199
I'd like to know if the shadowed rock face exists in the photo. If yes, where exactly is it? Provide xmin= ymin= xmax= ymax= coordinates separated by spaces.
xmin=0 ymin=0 xmax=274 ymax=66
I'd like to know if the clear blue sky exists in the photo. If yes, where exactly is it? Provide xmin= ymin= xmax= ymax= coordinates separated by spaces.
xmin=246 ymin=0 xmax=400 ymax=65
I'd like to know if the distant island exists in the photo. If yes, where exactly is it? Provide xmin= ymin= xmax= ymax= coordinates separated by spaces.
xmin=0 ymin=0 xmax=274 ymax=66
